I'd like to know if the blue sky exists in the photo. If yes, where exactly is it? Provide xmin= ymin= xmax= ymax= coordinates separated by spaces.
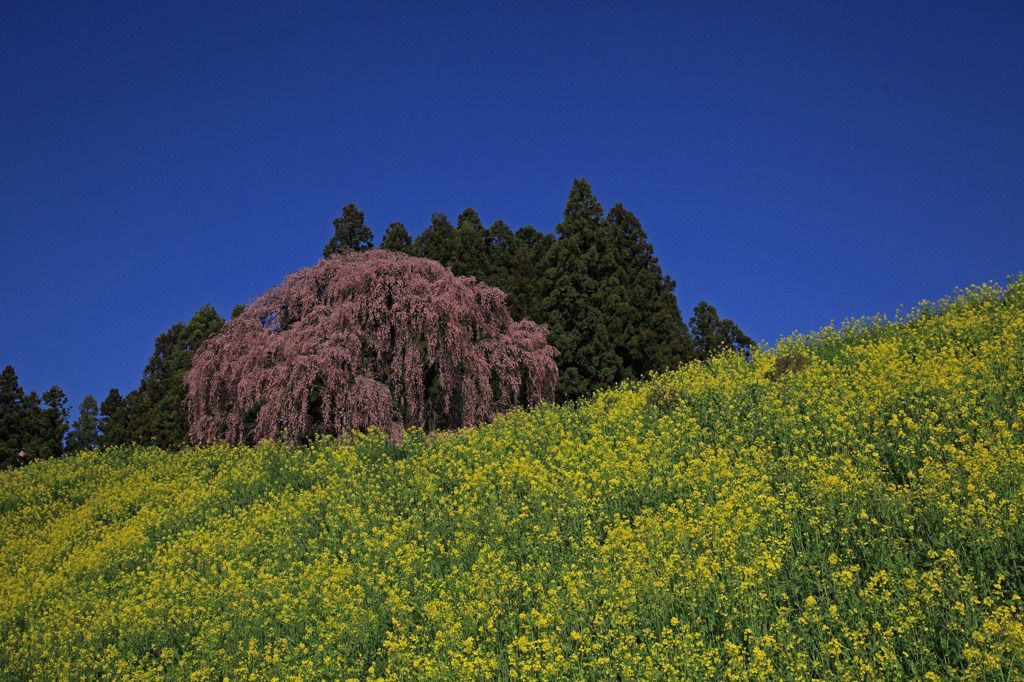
xmin=2 ymin=1 xmax=1022 ymax=419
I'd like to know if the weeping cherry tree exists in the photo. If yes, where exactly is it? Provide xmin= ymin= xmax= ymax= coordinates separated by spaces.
xmin=184 ymin=250 xmax=558 ymax=443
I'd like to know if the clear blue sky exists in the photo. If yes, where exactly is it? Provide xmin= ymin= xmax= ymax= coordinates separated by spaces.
xmin=2 ymin=1 xmax=1022 ymax=419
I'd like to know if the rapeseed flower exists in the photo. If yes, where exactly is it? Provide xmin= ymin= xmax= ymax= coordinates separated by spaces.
xmin=1 ymin=277 xmax=1023 ymax=679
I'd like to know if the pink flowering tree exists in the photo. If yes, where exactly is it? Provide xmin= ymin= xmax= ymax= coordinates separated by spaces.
xmin=184 ymin=250 xmax=558 ymax=444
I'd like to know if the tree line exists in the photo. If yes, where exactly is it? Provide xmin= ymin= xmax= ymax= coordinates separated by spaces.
xmin=1 ymin=304 xmax=226 ymax=466
xmin=2 ymin=178 xmax=752 ymax=464
xmin=0 ymin=366 xmax=68 ymax=468
xmin=328 ymin=178 xmax=753 ymax=401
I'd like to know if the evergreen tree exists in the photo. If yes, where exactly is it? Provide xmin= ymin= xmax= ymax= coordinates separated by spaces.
xmin=381 ymin=221 xmax=414 ymax=253
xmin=33 ymin=386 xmax=69 ymax=459
xmin=20 ymin=390 xmax=43 ymax=456
xmin=413 ymin=212 xmax=456 ymax=264
xmin=540 ymin=178 xmax=622 ymax=401
xmin=483 ymin=219 xmax=516 ymax=293
xmin=0 ymin=367 xmax=68 ymax=463
xmin=128 ymin=304 xmax=225 ymax=449
xmin=66 ymin=395 xmax=100 ymax=454
xmin=181 ymin=303 xmax=226 ymax=354
xmin=605 ymin=203 xmax=694 ymax=378
xmin=127 ymin=321 xmax=185 ymax=445
xmin=505 ymin=225 xmax=554 ymax=322
xmin=0 ymin=365 xmax=27 ymax=467
xmin=230 ymin=303 xmax=246 ymax=320
xmin=449 ymin=208 xmax=490 ymax=281
xmin=324 ymin=203 xmax=374 ymax=256
xmin=689 ymin=301 xmax=755 ymax=361
xmin=99 ymin=388 xmax=130 ymax=448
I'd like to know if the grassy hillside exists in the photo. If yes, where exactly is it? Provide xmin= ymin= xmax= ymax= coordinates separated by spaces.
xmin=2 ymin=279 xmax=1023 ymax=681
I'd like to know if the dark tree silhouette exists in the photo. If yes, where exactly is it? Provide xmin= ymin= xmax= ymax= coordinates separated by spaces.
xmin=126 ymin=304 xmax=225 ymax=449
xmin=449 ymin=208 xmax=490 ymax=281
xmin=0 ymin=366 xmax=68 ymax=465
xmin=381 ymin=221 xmax=413 ymax=253
xmin=66 ymin=395 xmax=100 ymax=454
xmin=413 ymin=212 xmax=456 ymax=263
xmin=0 ymin=366 xmax=27 ymax=466
xmin=540 ymin=178 xmax=623 ymax=400
xmin=324 ymin=203 xmax=374 ymax=256
xmin=98 ymin=388 xmax=130 ymax=449
xmin=30 ymin=386 xmax=68 ymax=459
xmin=184 ymin=250 xmax=558 ymax=444
xmin=689 ymin=301 xmax=755 ymax=360
xmin=605 ymin=202 xmax=694 ymax=379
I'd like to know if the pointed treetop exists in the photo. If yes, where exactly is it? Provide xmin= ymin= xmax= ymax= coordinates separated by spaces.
xmin=607 ymin=202 xmax=656 ymax=271
xmin=381 ymin=222 xmax=413 ymax=253
xmin=457 ymin=207 xmax=484 ymax=232
xmin=0 ymin=365 xmax=23 ymax=399
xmin=66 ymin=394 xmax=100 ymax=454
xmin=182 ymin=303 xmax=225 ymax=353
xmin=324 ymin=203 xmax=374 ymax=257
xmin=413 ymin=212 xmax=456 ymax=263
xmin=561 ymin=177 xmax=604 ymax=228
xmin=487 ymin=220 xmax=515 ymax=249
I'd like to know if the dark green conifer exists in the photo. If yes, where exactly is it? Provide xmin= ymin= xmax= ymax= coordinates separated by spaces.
xmin=125 ymin=321 xmax=185 ymax=446
xmin=413 ymin=212 xmax=456 ymax=264
xmin=324 ymin=203 xmax=374 ymax=256
xmin=540 ymin=178 xmax=622 ymax=401
xmin=65 ymin=395 xmax=100 ymax=454
xmin=450 ymin=208 xmax=490 ymax=281
xmin=689 ymin=301 xmax=755 ymax=360
xmin=128 ymin=304 xmax=225 ymax=450
xmin=504 ymin=225 xmax=554 ymax=322
xmin=99 ymin=388 xmax=130 ymax=448
xmin=0 ymin=365 xmax=27 ymax=466
xmin=34 ymin=386 xmax=69 ymax=459
xmin=381 ymin=222 xmax=414 ymax=253
xmin=483 ymin=220 xmax=516 ymax=292
xmin=20 ymin=391 xmax=42 ymax=456
xmin=0 ymin=368 xmax=68 ymax=463
xmin=605 ymin=203 xmax=694 ymax=378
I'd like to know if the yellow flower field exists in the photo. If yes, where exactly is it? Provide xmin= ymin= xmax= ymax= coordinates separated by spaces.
xmin=2 ymin=277 xmax=1023 ymax=680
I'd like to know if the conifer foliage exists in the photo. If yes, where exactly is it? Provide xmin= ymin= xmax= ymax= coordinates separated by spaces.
xmin=688 ymin=300 xmax=755 ymax=361
xmin=65 ymin=395 xmax=100 ymax=454
xmin=120 ymin=304 xmax=226 ymax=449
xmin=324 ymin=203 xmax=374 ymax=256
xmin=184 ymin=250 xmax=558 ymax=444
xmin=0 ymin=365 xmax=68 ymax=466
xmin=370 ymin=178 xmax=753 ymax=401
xmin=541 ymin=179 xmax=625 ymax=399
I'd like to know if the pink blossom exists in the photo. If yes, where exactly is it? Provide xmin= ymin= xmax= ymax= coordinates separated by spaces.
xmin=185 ymin=250 xmax=558 ymax=443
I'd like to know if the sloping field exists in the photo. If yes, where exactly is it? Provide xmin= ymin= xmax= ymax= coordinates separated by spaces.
xmin=2 ymin=279 xmax=1023 ymax=681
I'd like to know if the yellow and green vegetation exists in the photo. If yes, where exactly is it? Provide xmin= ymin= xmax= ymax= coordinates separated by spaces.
xmin=2 ymin=278 xmax=1023 ymax=680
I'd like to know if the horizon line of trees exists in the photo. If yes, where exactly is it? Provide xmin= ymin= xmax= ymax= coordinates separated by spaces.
xmin=3 ymin=178 xmax=753 ymax=464
xmin=326 ymin=178 xmax=753 ymax=401
xmin=1 ymin=304 xmax=226 ymax=467
xmin=0 ymin=365 xmax=68 ymax=469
